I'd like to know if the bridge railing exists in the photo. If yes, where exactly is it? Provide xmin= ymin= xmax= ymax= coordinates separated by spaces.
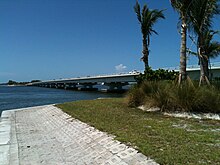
xmin=161 ymin=62 xmax=220 ymax=71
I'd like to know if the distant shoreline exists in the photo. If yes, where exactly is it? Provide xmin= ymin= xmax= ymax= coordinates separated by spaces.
xmin=0 ymin=84 xmax=27 ymax=87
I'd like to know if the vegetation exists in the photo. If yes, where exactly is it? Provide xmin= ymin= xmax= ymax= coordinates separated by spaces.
xmin=134 ymin=1 xmax=165 ymax=70
xmin=31 ymin=80 xmax=41 ymax=83
xmin=170 ymin=0 xmax=192 ymax=84
xmin=170 ymin=0 xmax=220 ymax=85
xmin=187 ymin=31 xmax=220 ymax=81
xmin=188 ymin=0 xmax=220 ymax=85
xmin=7 ymin=80 xmax=41 ymax=86
xmin=135 ymin=67 xmax=178 ymax=84
xmin=44 ymin=2 xmax=220 ymax=164
xmin=7 ymin=80 xmax=29 ymax=86
xmin=57 ymin=98 xmax=220 ymax=165
xmin=126 ymin=81 xmax=220 ymax=113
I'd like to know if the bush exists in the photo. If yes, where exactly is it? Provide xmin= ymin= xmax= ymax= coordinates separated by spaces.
xmin=140 ymin=81 xmax=160 ymax=95
xmin=193 ymin=87 xmax=220 ymax=113
xmin=127 ymin=80 xmax=220 ymax=113
xmin=212 ymin=80 xmax=220 ymax=91
xmin=136 ymin=67 xmax=178 ymax=84
xmin=142 ymin=81 xmax=175 ymax=111
xmin=172 ymin=82 xmax=197 ymax=112
xmin=125 ymin=85 xmax=145 ymax=107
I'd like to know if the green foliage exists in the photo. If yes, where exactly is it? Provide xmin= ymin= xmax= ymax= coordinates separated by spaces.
xmin=134 ymin=1 xmax=165 ymax=69
xmin=125 ymin=85 xmax=145 ymax=107
xmin=136 ymin=67 xmax=178 ymax=84
xmin=171 ymin=82 xmax=197 ymax=112
xmin=212 ymin=80 xmax=220 ymax=90
xmin=7 ymin=80 xmax=30 ymax=85
xmin=127 ymin=80 xmax=220 ymax=113
xmin=145 ymin=82 xmax=174 ymax=111
xmin=134 ymin=1 xmax=165 ymax=43
xmin=31 ymin=80 xmax=41 ymax=83
xmin=193 ymin=86 xmax=220 ymax=113
xmin=7 ymin=80 xmax=17 ymax=85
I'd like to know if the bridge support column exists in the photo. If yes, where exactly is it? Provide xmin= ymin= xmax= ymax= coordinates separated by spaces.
xmin=78 ymin=83 xmax=98 ymax=91
xmin=64 ymin=83 xmax=78 ymax=90
xmin=49 ymin=83 xmax=56 ymax=88
xmin=104 ymin=82 xmax=128 ymax=93
xmin=55 ymin=83 xmax=65 ymax=89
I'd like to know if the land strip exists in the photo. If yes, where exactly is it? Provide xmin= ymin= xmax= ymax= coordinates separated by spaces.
xmin=57 ymin=98 xmax=220 ymax=165
xmin=0 ymin=105 xmax=157 ymax=165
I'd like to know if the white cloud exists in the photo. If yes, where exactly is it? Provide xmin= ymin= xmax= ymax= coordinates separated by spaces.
xmin=115 ymin=64 xmax=127 ymax=73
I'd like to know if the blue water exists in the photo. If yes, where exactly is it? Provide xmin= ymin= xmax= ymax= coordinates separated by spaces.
xmin=0 ymin=86 xmax=122 ymax=115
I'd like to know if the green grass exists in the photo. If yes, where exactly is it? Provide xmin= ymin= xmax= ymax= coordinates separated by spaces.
xmin=57 ymin=98 xmax=220 ymax=165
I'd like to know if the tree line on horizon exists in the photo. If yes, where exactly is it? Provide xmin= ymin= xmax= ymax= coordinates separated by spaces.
xmin=7 ymin=80 xmax=41 ymax=86
xmin=134 ymin=0 xmax=220 ymax=86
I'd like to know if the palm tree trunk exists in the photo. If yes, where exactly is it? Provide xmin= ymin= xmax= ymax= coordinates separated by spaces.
xmin=142 ymin=37 xmax=149 ymax=70
xmin=204 ymin=58 xmax=209 ymax=79
xmin=198 ymin=48 xmax=210 ymax=86
xmin=178 ymin=16 xmax=187 ymax=84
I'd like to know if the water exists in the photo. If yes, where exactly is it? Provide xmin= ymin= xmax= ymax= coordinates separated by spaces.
xmin=0 ymin=86 xmax=123 ymax=115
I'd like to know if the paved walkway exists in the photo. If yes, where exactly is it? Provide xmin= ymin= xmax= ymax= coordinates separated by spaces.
xmin=0 ymin=105 xmax=158 ymax=165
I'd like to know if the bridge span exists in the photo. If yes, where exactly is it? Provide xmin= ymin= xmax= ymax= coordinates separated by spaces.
xmin=29 ymin=62 xmax=220 ymax=92
xmin=28 ymin=73 xmax=140 ymax=92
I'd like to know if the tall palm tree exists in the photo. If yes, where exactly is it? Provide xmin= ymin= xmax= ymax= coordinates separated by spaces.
xmin=199 ymin=31 xmax=220 ymax=79
xmin=170 ymin=0 xmax=193 ymax=84
xmin=187 ymin=30 xmax=220 ymax=81
xmin=134 ymin=1 xmax=165 ymax=70
xmin=189 ymin=0 xmax=220 ymax=85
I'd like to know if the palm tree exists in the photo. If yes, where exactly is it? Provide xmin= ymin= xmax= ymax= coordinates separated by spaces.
xmin=188 ymin=0 xmax=220 ymax=85
xmin=170 ymin=0 xmax=193 ymax=84
xmin=187 ymin=30 xmax=220 ymax=84
xmin=188 ymin=31 xmax=220 ymax=82
xmin=134 ymin=1 xmax=165 ymax=70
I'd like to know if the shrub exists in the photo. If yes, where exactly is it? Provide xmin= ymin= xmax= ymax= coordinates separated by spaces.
xmin=172 ymin=82 xmax=197 ymax=112
xmin=142 ymin=81 xmax=175 ymax=111
xmin=125 ymin=85 xmax=145 ymax=107
xmin=127 ymin=80 xmax=220 ymax=113
xmin=140 ymin=81 xmax=160 ymax=95
xmin=136 ymin=67 xmax=178 ymax=84
xmin=212 ymin=80 xmax=220 ymax=91
xmin=149 ymin=85 xmax=174 ymax=111
xmin=193 ymin=86 xmax=220 ymax=113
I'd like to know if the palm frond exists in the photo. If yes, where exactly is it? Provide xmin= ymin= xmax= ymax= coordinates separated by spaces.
xmin=189 ymin=0 xmax=220 ymax=35
xmin=186 ymin=48 xmax=198 ymax=56
xmin=134 ymin=1 xmax=142 ymax=23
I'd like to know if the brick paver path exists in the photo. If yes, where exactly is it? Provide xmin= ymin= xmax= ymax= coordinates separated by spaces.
xmin=1 ymin=105 xmax=158 ymax=165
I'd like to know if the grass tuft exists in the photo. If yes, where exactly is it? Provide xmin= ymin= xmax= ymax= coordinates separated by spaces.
xmin=125 ymin=85 xmax=145 ymax=107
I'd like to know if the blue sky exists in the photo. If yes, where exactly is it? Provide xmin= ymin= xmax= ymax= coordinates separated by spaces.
xmin=0 ymin=0 xmax=219 ymax=82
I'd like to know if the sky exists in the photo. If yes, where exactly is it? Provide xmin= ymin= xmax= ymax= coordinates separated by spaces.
xmin=0 ymin=0 xmax=220 ymax=83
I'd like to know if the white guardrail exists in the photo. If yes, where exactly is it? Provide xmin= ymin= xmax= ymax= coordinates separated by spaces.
xmin=162 ymin=62 xmax=220 ymax=71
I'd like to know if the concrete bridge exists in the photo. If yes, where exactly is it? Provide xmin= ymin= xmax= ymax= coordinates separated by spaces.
xmin=29 ymin=62 xmax=220 ymax=92
xmin=164 ymin=62 xmax=220 ymax=80
xmin=28 ymin=72 xmax=140 ymax=92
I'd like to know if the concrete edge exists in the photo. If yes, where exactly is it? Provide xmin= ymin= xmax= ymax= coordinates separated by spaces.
xmin=1 ymin=104 xmax=54 ymax=117
xmin=0 ymin=110 xmax=18 ymax=165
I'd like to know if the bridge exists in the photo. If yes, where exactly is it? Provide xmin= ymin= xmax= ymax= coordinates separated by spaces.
xmin=29 ymin=62 xmax=220 ymax=92
xmin=28 ymin=72 xmax=140 ymax=92
xmin=164 ymin=62 xmax=220 ymax=80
